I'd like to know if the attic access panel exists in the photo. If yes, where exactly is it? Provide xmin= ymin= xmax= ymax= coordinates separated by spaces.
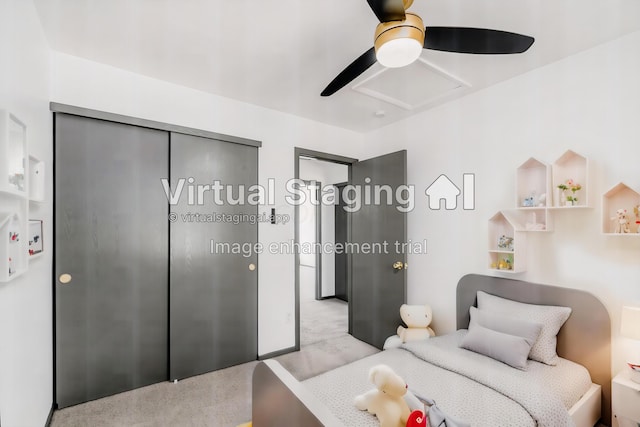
xmin=352 ymin=58 xmax=470 ymax=110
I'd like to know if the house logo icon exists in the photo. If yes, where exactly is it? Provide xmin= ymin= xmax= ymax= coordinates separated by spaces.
xmin=425 ymin=174 xmax=475 ymax=210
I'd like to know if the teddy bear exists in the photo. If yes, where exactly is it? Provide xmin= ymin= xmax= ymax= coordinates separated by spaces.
xmin=354 ymin=364 xmax=411 ymax=427
xmin=397 ymin=304 xmax=435 ymax=343
xmin=612 ymin=208 xmax=631 ymax=233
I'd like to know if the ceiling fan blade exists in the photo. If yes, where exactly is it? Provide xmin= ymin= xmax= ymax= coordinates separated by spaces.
xmin=424 ymin=27 xmax=534 ymax=54
xmin=367 ymin=0 xmax=406 ymax=23
xmin=321 ymin=47 xmax=377 ymax=97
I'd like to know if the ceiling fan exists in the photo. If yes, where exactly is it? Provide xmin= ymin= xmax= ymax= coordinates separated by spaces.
xmin=321 ymin=0 xmax=534 ymax=96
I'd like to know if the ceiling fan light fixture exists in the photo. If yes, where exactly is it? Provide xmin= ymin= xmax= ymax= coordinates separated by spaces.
xmin=374 ymin=13 xmax=425 ymax=68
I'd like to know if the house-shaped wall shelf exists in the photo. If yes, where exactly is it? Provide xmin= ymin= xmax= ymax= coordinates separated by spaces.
xmin=0 ymin=110 xmax=27 ymax=198
xmin=0 ymin=212 xmax=27 ymax=282
xmin=28 ymin=155 xmax=45 ymax=202
xmin=516 ymin=157 xmax=551 ymax=209
xmin=551 ymin=150 xmax=589 ymax=208
xmin=488 ymin=210 xmax=527 ymax=274
xmin=602 ymin=182 xmax=640 ymax=235
xmin=509 ymin=208 xmax=552 ymax=232
xmin=0 ymin=109 xmax=37 ymax=281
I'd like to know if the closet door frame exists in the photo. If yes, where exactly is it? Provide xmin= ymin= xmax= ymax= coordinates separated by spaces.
xmin=50 ymin=103 xmax=262 ymax=149
xmin=51 ymin=102 xmax=261 ymax=407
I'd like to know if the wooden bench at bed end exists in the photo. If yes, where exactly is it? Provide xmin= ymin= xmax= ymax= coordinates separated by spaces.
xmin=252 ymin=360 xmax=346 ymax=427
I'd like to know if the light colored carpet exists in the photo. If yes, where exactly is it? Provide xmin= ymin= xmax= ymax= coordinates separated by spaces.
xmin=50 ymin=298 xmax=378 ymax=427
xmin=301 ymin=298 xmax=349 ymax=347
xmin=51 ymin=361 xmax=260 ymax=427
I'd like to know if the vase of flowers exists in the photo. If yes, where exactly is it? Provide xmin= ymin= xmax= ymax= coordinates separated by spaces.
xmin=558 ymin=179 xmax=581 ymax=206
xmin=556 ymin=183 xmax=567 ymax=207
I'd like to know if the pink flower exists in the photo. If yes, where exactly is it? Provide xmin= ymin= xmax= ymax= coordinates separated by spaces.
xmin=566 ymin=179 xmax=574 ymax=186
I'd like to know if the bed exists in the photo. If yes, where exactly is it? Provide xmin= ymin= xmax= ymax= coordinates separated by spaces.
xmin=252 ymin=274 xmax=611 ymax=426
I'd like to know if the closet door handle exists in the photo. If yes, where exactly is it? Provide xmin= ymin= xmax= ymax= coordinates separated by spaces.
xmin=248 ymin=263 xmax=256 ymax=271
xmin=59 ymin=273 xmax=73 ymax=284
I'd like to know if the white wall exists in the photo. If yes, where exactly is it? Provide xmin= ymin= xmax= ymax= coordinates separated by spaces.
xmin=299 ymin=159 xmax=349 ymax=297
xmin=364 ymin=30 xmax=640 ymax=376
xmin=298 ymin=185 xmax=317 ymax=268
xmin=49 ymin=52 xmax=365 ymax=355
xmin=0 ymin=0 xmax=53 ymax=426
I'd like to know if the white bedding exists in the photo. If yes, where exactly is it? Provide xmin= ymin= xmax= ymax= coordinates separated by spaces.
xmin=303 ymin=331 xmax=592 ymax=427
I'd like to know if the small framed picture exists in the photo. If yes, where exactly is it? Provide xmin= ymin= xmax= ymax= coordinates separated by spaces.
xmin=28 ymin=220 xmax=43 ymax=257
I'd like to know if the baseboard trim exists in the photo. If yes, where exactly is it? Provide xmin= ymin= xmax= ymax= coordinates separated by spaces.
xmin=45 ymin=403 xmax=55 ymax=427
xmin=259 ymin=346 xmax=297 ymax=360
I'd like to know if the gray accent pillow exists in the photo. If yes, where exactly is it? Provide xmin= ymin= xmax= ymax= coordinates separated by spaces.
xmin=477 ymin=291 xmax=572 ymax=365
xmin=469 ymin=306 xmax=543 ymax=347
xmin=460 ymin=324 xmax=533 ymax=369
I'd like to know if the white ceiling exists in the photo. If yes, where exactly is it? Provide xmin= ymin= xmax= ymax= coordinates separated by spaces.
xmin=33 ymin=0 xmax=640 ymax=132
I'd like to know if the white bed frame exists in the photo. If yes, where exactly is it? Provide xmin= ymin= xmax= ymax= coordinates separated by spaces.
xmin=570 ymin=383 xmax=602 ymax=427
xmin=253 ymin=274 xmax=612 ymax=426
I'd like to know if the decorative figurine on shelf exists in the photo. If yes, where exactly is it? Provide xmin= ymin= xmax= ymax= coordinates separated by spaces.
xmin=634 ymin=205 xmax=640 ymax=233
xmin=537 ymin=193 xmax=547 ymax=207
xmin=612 ymin=208 xmax=631 ymax=234
xmin=497 ymin=258 xmax=513 ymax=270
xmin=8 ymin=173 xmax=25 ymax=191
xmin=522 ymin=191 xmax=538 ymax=207
xmin=497 ymin=235 xmax=514 ymax=251
xmin=525 ymin=212 xmax=545 ymax=231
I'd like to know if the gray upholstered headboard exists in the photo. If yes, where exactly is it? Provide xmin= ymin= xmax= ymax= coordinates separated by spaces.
xmin=456 ymin=274 xmax=611 ymax=424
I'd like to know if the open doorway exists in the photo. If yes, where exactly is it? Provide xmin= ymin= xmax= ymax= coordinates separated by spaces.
xmin=293 ymin=147 xmax=408 ymax=355
xmin=294 ymin=148 xmax=355 ymax=351
xmin=298 ymin=159 xmax=349 ymax=347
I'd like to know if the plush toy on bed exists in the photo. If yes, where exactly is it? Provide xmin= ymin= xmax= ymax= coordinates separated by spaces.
xmin=397 ymin=304 xmax=435 ymax=343
xmin=354 ymin=364 xmax=411 ymax=427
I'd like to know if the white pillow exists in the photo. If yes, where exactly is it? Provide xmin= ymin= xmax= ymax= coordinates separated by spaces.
xmin=476 ymin=291 xmax=571 ymax=365
xmin=469 ymin=306 xmax=542 ymax=347
xmin=460 ymin=324 xmax=533 ymax=369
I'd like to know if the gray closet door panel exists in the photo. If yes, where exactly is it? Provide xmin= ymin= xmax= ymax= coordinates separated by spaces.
xmin=170 ymin=132 xmax=258 ymax=380
xmin=55 ymin=114 xmax=169 ymax=408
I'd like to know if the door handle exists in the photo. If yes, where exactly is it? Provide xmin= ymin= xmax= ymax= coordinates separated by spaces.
xmin=59 ymin=273 xmax=73 ymax=284
xmin=249 ymin=263 xmax=256 ymax=271
xmin=392 ymin=261 xmax=407 ymax=271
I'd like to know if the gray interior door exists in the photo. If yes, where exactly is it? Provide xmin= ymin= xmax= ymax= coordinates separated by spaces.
xmin=350 ymin=151 xmax=407 ymax=349
xmin=55 ymin=114 xmax=169 ymax=408
xmin=169 ymin=133 xmax=258 ymax=380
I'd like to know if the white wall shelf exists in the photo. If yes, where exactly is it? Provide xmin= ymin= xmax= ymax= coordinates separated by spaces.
xmin=516 ymin=157 xmax=551 ymax=209
xmin=602 ymin=182 xmax=640 ymax=235
xmin=0 ymin=213 xmax=27 ymax=282
xmin=0 ymin=109 xmax=37 ymax=282
xmin=28 ymin=155 xmax=45 ymax=202
xmin=552 ymin=150 xmax=589 ymax=208
xmin=488 ymin=211 xmax=527 ymax=273
xmin=0 ymin=110 xmax=27 ymax=198
xmin=512 ymin=207 xmax=552 ymax=232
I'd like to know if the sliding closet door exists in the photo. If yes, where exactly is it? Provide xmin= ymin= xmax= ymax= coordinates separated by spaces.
xmin=169 ymin=133 xmax=258 ymax=380
xmin=55 ymin=114 xmax=169 ymax=408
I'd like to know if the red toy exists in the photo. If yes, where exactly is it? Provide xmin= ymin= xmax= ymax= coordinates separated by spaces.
xmin=406 ymin=410 xmax=427 ymax=427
